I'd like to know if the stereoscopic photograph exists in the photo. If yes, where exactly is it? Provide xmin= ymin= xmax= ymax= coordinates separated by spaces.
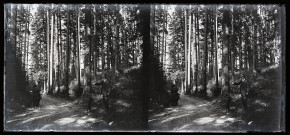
xmin=3 ymin=3 xmax=285 ymax=132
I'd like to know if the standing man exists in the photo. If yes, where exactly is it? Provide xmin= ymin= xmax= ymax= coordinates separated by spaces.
xmin=170 ymin=84 xmax=180 ymax=106
xmin=32 ymin=84 xmax=41 ymax=107
xmin=232 ymin=74 xmax=248 ymax=110
xmin=94 ymin=74 xmax=110 ymax=112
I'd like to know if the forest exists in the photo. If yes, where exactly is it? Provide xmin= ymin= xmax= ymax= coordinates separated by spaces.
xmin=4 ymin=4 xmax=285 ymax=132
xmin=5 ymin=4 xmax=147 ymax=130
xmin=149 ymin=5 xmax=284 ymax=131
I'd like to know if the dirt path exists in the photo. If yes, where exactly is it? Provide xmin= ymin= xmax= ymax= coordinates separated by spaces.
xmin=5 ymin=95 xmax=109 ymax=131
xmin=149 ymin=95 xmax=249 ymax=132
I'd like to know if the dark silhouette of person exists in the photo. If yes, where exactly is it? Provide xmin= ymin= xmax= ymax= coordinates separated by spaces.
xmin=170 ymin=84 xmax=180 ymax=106
xmin=87 ymin=94 xmax=93 ymax=113
xmin=94 ymin=75 xmax=110 ymax=112
xmin=32 ymin=84 xmax=41 ymax=107
xmin=232 ymin=74 xmax=248 ymax=109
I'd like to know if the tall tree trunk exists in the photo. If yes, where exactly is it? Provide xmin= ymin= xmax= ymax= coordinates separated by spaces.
xmin=101 ymin=10 xmax=105 ymax=71
xmin=194 ymin=11 xmax=199 ymax=93
xmin=161 ymin=8 xmax=165 ymax=67
xmin=164 ymin=8 xmax=168 ymax=69
xmin=230 ymin=6 xmax=234 ymax=81
xmin=184 ymin=9 xmax=188 ymax=94
xmin=76 ymin=5 xmax=81 ymax=97
xmin=23 ymin=10 xmax=27 ymax=71
xmin=46 ymin=8 xmax=50 ymax=94
xmin=196 ymin=9 xmax=200 ymax=93
xmin=253 ymin=10 xmax=257 ymax=72
xmin=202 ymin=8 xmax=208 ymax=97
xmin=210 ymin=10 xmax=214 ymax=79
xmin=65 ymin=6 xmax=70 ymax=97
xmin=26 ymin=6 xmax=30 ymax=81
xmin=54 ymin=9 xmax=58 ymax=93
xmin=215 ymin=5 xmax=219 ymax=87
xmin=221 ymin=9 xmax=231 ymax=111
xmin=14 ymin=5 xmax=17 ymax=52
xmin=57 ymin=5 xmax=61 ymax=94
xmin=141 ymin=5 xmax=150 ymax=129
xmin=192 ymin=8 xmax=196 ymax=93
xmin=89 ymin=6 xmax=93 ymax=101
xmin=49 ymin=7 xmax=54 ymax=95
xmin=239 ymin=7 xmax=243 ymax=75
xmin=93 ymin=6 xmax=97 ymax=76
xmin=186 ymin=7 xmax=191 ymax=94
xmin=113 ymin=7 xmax=119 ymax=73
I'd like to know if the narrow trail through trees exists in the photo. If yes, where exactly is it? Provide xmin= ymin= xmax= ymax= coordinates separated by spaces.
xmin=5 ymin=95 xmax=109 ymax=131
xmin=149 ymin=95 xmax=249 ymax=132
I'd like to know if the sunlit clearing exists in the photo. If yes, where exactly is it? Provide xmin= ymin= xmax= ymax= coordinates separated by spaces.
xmin=153 ymin=112 xmax=168 ymax=117
xmin=193 ymin=117 xmax=215 ymax=125
xmin=148 ymin=118 xmax=159 ymax=122
xmin=43 ymin=105 xmax=58 ymax=110
xmin=20 ymin=114 xmax=55 ymax=124
xmin=54 ymin=117 xmax=77 ymax=125
xmin=160 ymin=113 xmax=193 ymax=123
xmin=196 ymin=103 xmax=209 ymax=107
xmin=14 ymin=110 xmax=38 ymax=118
xmin=182 ymin=105 xmax=196 ymax=110
xmin=39 ymin=124 xmax=53 ymax=130
xmin=153 ymin=109 xmax=178 ymax=118
xmin=57 ymin=103 xmax=74 ymax=108
xmin=177 ymin=123 xmax=193 ymax=130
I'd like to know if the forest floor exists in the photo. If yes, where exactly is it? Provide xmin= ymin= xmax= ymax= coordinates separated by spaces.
xmin=5 ymin=67 xmax=143 ymax=132
xmin=149 ymin=66 xmax=282 ymax=132
xmin=149 ymin=94 xmax=250 ymax=132
xmin=5 ymin=95 xmax=110 ymax=131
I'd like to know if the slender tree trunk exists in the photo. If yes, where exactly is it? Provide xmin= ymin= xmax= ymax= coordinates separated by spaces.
xmin=184 ymin=9 xmax=187 ymax=94
xmin=230 ymin=6 xmax=234 ymax=81
xmin=23 ymin=11 xmax=27 ymax=71
xmin=202 ymin=8 xmax=208 ymax=97
xmin=14 ymin=5 xmax=17 ymax=52
xmin=76 ymin=5 xmax=81 ymax=96
xmin=57 ymin=6 xmax=61 ymax=94
xmin=49 ymin=8 xmax=54 ymax=95
xmin=26 ymin=6 xmax=30 ymax=81
xmin=93 ymin=6 xmax=97 ymax=76
xmin=164 ymin=8 xmax=168 ymax=69
xmin=194 ymin=11 xmax=198 ymax=93
xmin=197 ymin=9 xmax=200 ymax=92
xmin=253 ymin=11 xmax=257 ymax=72
xmin=89 ymin=6 xmax=93 ymax=101
xmin=161 ymin=9 xmax=165 ymax=67
xmin=65 ymin=7 xmax=70 ymax=97
xmin=239 ymin=7 xmax=243 ymax=75
xmin=114 ymin=7 xmax=119 ymax=73
xmin=55 ymin=8 xmax=59 ymax=93
xmin=221 ymin=9 xmax=231 ymax=111
xmin=101 ymin=10 xmax=105 ymax=71
xmin=46 ymin=8 xmax=50 ymax=94
xmin=215 ymin=5 xmax=219 ymax=87
xmin=186 ymin=7 xmax=191 ymax=94
xmin=192 ymin=9 xmax=196 ymax=93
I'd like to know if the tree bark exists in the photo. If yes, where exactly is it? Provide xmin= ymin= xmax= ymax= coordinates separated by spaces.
xmin=184 ymin=8 xmax=188 ymax=94
xmin=76 ymin=5 xmax=81 ymax=96
xmin=46 ymin=7 xmax=50 ymax=94
xmin=215 ymin=5 xmax=219 ymax=87
xmin=202 ymin=8 xmax=208 ymax=97
xmin=186 ymin=7 xmax=191 ymax=94
xmin=65 ymin=6 xmax=70 ymax=97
